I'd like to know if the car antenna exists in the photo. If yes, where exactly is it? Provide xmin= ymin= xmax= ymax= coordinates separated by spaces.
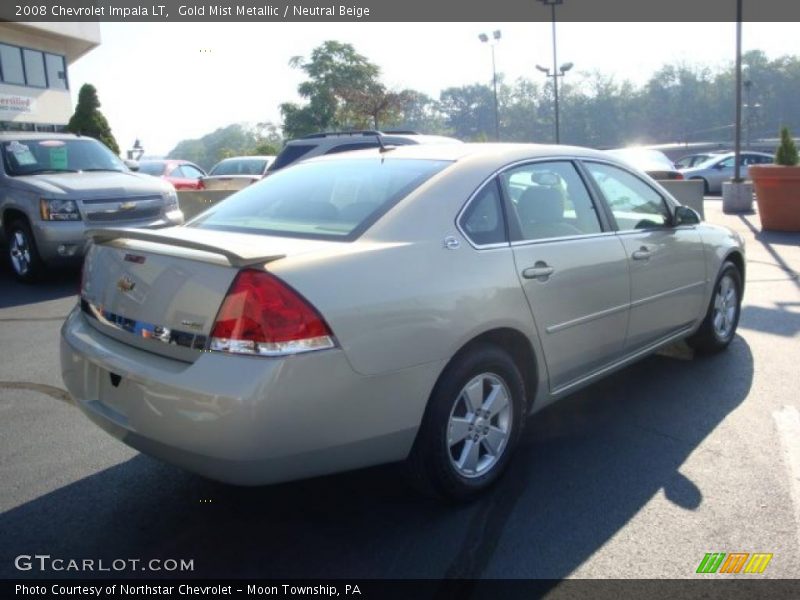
xmin=374 ymin=132 xmax=395 ymax=154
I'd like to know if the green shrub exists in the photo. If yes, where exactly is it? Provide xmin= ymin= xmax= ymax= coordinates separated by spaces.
xmin=775 ymin=126 xmax=799 ymax=166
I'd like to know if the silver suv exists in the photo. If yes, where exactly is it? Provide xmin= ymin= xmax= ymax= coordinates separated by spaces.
xmin=0 ymin=133 xmax=183 ymax=282
xmin=267 ymin=130 xmax=462 ymax=173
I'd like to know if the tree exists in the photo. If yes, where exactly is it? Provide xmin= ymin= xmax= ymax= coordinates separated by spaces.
xmin=67 ymin=84 xmax=119 ymax=154
xmin=280 ymin=41 xmax=384 ymax=138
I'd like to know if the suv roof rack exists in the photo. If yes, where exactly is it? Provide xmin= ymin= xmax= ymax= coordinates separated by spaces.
xmin=301 ymin=130 xmax=384 ymax=140
xmin=382 ymin=130 xmax=420 ymax=135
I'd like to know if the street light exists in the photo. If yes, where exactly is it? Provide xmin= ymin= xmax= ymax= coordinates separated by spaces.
xmin=535 ymin=61 xmax=573 ymax=144
xmin=538 ymin=0 xmax=567 ymax=143
xmin=743 ymin=78 xmax=761 ymax=150
xmin=479 ymin=29 xmax=502 ymax=141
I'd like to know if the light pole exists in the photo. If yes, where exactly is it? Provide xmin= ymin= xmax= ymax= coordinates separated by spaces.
xmin=535 ymin=61 xmax=573 ymax=144
xmin=479 ymin=30 xmax=502 ymax=141
xmin=743 ymin=79 xmax=761 ymax=150
xmin=539 ymin=0 xmax=566 ymax=143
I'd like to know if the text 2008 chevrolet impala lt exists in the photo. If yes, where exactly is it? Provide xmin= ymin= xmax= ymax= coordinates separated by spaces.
xmin=61 ymin=144 xmax=744 ymax=500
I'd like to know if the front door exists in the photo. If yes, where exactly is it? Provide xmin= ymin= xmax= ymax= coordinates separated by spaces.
xmin=500 ymin=160 xmax=631 ymax=393
xmin=582 ymin=161 xmax=707 ymax=351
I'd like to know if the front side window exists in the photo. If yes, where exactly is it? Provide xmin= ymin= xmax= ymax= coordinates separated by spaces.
xmin=459 ymin=179 xmax=506 ymax=246
xmin=500 ymin=161 xmax=602 ymax=241
xmin=585 ymin=162 xmax=670 ymax=231
xmin=181 ymin=164 xmax=205 ymax=179
xmin=190 ymin=158 xmax=451 ymax=241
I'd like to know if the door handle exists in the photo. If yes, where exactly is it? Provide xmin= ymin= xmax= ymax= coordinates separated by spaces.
xmin=632 ymin=247 xmax=652 ymax=261
xmin=522 ymin=263 xmax=555 ymax=279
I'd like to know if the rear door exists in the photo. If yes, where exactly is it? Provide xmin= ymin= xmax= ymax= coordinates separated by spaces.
xmin=501 ymin=160 xmax=631 ymax=393
xmin=581 ymin=161 xmax=707 ymax=351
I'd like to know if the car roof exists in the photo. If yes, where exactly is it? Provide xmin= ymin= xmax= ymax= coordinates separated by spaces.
xmin=305 ymin=142 xmax=626 ymax=169
xmin=215 ymin=156 xmax=275 ymax=162
xmin=0 ymin=132 xmax=88 ymax=140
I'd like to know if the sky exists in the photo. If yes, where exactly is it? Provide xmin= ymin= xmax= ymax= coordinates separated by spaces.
xmin=67 ymin=22 xmax=800 ymax=157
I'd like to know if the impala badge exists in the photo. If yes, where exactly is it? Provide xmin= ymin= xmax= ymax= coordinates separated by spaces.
xmin=117 ymin=275 xmax=136 ymax=293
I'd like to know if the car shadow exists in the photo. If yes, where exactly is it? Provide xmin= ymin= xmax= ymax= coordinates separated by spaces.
xmin=0 ymin=246 xmax=79 ymax=309
xmin=0 ymin=337 xmax=753 ymax=580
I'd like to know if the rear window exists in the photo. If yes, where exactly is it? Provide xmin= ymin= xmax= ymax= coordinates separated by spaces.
xmin=209 ymin=159 xmax=267 ymax=176
xmin=269 ymin=144 xmax=315 ymax=171
xmin=138 ymin=162 xmax=166 ymax=176
xmin=189 ymin=158 xmax=450 ymax=241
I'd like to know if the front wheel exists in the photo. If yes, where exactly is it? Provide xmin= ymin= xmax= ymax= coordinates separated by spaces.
xmin=687 ymin=261 xmax=742 ymax=354
xmin=6 ymin=219 xmax=44 ymax=283
xmin=406 ymin=344 xmax=526 ymax=501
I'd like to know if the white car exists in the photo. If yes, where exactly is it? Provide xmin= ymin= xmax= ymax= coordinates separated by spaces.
xmin=201 ymin=156 xmax=275 ymax=191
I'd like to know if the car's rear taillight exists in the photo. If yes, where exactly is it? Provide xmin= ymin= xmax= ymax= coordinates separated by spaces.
xmin=674 ymin=172 xmax=684 ymax=180
xmin=197 ymin=178 xmax=205 ymax=190
xmin=209 ymin=269 xmax=335 ymax=356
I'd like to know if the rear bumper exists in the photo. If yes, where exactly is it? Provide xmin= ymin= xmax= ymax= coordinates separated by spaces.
xmin=33 ymin=210 xmax=184 ymax=264
xmin=60 ymin=308 xmax=441 ymax=485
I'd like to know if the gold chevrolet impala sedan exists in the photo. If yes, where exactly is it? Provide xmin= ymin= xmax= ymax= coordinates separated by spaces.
xmin=60 ymin=143 xmax=745 ymax=500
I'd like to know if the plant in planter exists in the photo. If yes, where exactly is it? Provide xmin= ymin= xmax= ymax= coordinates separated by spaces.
xmin=749 ymin=126 xmax=800 ymax=231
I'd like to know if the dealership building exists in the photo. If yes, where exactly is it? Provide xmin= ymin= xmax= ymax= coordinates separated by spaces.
xmin=0 ymin=22 xmax=100 ymax=132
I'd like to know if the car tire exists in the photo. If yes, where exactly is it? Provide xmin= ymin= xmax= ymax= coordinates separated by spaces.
xmin=687 ymin=261 xmax=742 ymax=354
xmin=6 ymin=218 xmax=44 ymax=283
xmin=406 ymin=344 xmax=527 ymax=502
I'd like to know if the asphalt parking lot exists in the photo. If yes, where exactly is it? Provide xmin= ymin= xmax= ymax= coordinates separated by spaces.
xmin=1 ymin=197 xmax=798 ymax=580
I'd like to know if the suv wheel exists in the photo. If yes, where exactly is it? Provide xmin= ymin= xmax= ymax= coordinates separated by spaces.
xmin=7 ymin=219 xmax=43 ymax=282
xmin=406 ymin=344 xmax=526 ymax=501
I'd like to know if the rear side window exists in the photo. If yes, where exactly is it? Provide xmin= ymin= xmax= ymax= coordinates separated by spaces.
xmin=500 ymin=161 xmax=602 ymax=241
xmin=269 ymin=144 xmax=315 ymax=171
xmin=190 ymin=158 xmax=451 ymax=241
xmin=324 ymin=142 xmax=379 ymax=155
xmin=459 ymin=179 xmax=506 ymax=246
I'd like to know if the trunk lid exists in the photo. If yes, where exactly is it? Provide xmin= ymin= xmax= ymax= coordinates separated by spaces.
xmin=80 ymin=227 xmax=339 ymax=362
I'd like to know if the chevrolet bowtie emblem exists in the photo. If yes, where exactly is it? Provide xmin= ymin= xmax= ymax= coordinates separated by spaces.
xmin=119 ymin=201 xmax=136 ymax=210
xmin=117 ymin=275 xmax=136 ymax=293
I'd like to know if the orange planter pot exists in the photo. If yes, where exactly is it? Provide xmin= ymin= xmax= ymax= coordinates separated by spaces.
xmin=750 ymin=165 xmax=800 ymax=232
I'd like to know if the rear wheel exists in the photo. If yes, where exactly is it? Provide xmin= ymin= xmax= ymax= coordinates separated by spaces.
xmin=406 ymin=344 xmax=526 ymax=501
xmin=6 ymin=219 xmax=44 ymax=283
xmin=687 ymin=261 xmax=742 ymax=354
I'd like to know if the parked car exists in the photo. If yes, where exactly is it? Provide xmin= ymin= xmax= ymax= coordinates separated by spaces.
xmin=62 ymin=143 xmax=744 ymax=500
xmin=0 ymin=133 xmax=183 ymax=282
xmin=138 ymin=159 xmax=207 ymax=190
xmin=606 ymin=148 xmax=683 ymax=180
xmin=679 ymin=151 xmax=774 ymax=194
xmin=267 ymin=130 xmax=462 ymax=173
xmin=674 ymin=151 xmax=727 ymax=169
xmin=201 ymin=156 xmax=275 ymax=191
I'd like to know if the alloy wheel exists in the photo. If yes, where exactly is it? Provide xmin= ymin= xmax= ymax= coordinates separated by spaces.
xmin=9 ymin=230 xmax=31 ymax=277
xmin=712 ymin=274 xmax=738 ymax=340
xmin=447 ymin=372 xmax=513 ymax=478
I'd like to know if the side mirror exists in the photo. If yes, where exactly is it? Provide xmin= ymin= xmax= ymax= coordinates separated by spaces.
xmin=674 ymin=205 xmax=701 ymax=226
xmin=124 ymin=159 xmax=140 ymax=172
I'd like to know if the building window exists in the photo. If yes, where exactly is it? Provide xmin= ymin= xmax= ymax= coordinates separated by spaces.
xmin=0 ymin=44 xmax=25 ymax=85
xmin=22 ymin=49 xmax=46 ymax=88
xmin=45 ymin=53 xmax=67 ymax=90
xmin=0 ymin=43 xmax=67 ymax=90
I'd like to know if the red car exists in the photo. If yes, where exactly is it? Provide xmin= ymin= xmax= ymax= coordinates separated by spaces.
xmin=137 ymin=160 xmax=207 ymax=190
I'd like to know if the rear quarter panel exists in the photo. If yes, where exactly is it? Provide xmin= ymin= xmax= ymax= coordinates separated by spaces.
xmin=268 ymin=156 xmax=546 ymax=387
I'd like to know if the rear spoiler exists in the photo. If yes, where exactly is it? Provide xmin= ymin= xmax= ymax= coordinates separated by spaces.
xmin=86 ymin=228 xmax=285 ymax=268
